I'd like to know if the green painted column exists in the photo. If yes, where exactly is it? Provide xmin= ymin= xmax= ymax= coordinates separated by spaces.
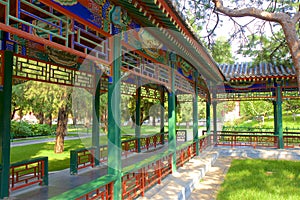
xmin=107 ymin=35 xmax=122 ymax=199
xmin=212 ymin=101 xmax=217 ymax=144
xmin=273 ymin=100 xmax=277 ymax=135
xmin=276 ymin=83 xmax=284 ymax=149
xmin=135 ymin=86 xmax=141 ymax=152
xmin=168 ymin=53 xmax=176 ymax=172
xmin=160 ymin=87 xmax=165 ymax=145
xmin=92 ymin=79 xmax=100 ymax=166
xmin=0 ymin=51 xmax=13 ymax=198
xmin=206 ymin=99 xmax=211 ymax=145
xmin=193 ymin=72 xmax=199 ymax=155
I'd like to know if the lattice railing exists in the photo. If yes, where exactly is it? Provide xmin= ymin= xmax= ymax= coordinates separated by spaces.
xmin=73 ymin=20 xmax=110 ymax=61
xmin=215 ymin=91 xmax=275 ymax=101
xmin=10 ymin=157 xmax=48 ymax=192
xmin=121 ymin=47 xmax=199 ymax=94
xmin=13 ymin=54 xmax=95 ymax=89
xmin=1 ymin=0 xmax=111 ymax=64
xmin=8 ymin=0 xmax=70 ymax=45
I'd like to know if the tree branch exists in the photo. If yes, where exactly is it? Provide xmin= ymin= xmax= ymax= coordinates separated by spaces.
xmin=212 ymin=0 xmax=289 ymax=23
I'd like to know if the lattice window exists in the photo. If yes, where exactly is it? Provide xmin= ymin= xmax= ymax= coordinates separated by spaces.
xmin=13 ymin=54 xmax=94 ymax=89
xmin=157 ymin=65 xmax=169 ymax=84
xmin=121 ymin=82 xmax=136 ymax=96
xmin=122 ymin=48 xmax=142 ymax=73
xmin=175 ymin=73 xmax=194 ymax=94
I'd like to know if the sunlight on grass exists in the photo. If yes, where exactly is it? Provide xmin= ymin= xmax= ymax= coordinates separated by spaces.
xmin=11 ymin=140 xmax=85 ymax=171
xmin=217 ymin=159 xmax=300 ymax=200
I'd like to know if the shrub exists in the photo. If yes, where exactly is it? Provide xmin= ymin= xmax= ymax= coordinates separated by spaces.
xmin=11 ymin=121 xmax=55 ymax=138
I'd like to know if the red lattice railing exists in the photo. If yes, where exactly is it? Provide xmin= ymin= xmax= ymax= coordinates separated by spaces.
xmin=10 ymin=157 xmax=48 ymax=192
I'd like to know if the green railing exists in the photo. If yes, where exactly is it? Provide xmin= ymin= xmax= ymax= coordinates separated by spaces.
xmin=50 ymin=175 xmax=116 ymax=200
xmin=70 ymin=147 xmax=96 ymax=175
xmin=222 ymin=126 xmax=300 ymax=132
xmin=55 ymin=134 xmax=212 ymax=199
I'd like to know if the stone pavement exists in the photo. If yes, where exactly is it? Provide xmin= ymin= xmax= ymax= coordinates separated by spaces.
xmin=9 ymin=145 xmax=300 ymax=200
xmin=188 ymin=156 xmax=233 ymax=200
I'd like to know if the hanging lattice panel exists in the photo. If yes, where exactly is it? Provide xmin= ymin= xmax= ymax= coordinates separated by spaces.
xmin=13 ymin=54 xmax=94 ymax=89
xmin=215 ymin=91 xmax=274 ymax=101
xmin=121 ymin=82 xmax=136 ymax=96
xmin=282 ymin=90 xmax=300 ymax=99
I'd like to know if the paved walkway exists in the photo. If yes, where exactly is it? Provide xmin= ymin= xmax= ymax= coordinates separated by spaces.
xmin=9 ymin=144 xmax=300 ymax=200
xmin=10 ymin=132 xmax=96 ymax=147
xmin=188 ymin=156 xmax=233 ymax=200
xmin=9 ymin=144 xmax=170 ymax=199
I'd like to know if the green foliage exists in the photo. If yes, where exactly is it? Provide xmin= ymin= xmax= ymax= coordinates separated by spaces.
xmin=240 ymin=100 xmax=273 ymax=118
xmin=211 ymin=37 xmax=235 ymax=64
xmin=183 ymin=1 xmax=298 ymax=66
xmin=239 ymin=32 xmax=292 ymax=67
xmin=224 ymin=113 xmax=300 ymax=132
xmin=283 ymin=99 xmax=300 ymax=121
xmin=10 ymin=139 xmax=85 ymax=171
xmin=11 ymin=121 xmax=55 ymax=138
xmin=217 ymin=159 xmax=300 ymax=200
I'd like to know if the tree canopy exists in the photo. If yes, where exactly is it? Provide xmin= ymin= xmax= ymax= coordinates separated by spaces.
xmin=181 ymin=0 xmax=300 ymax=88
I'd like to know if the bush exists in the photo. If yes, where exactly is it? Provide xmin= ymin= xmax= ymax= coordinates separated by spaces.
xmin=11 ymin=121 xmax=55 ymax=138
xmin=11 ymin=121 xmax=33 ymax=138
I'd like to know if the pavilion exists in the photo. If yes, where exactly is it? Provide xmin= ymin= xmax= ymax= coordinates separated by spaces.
xmin=0 ymin=0 xmax=299 ymax=199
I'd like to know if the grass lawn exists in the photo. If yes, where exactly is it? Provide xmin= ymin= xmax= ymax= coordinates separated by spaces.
xmin=11 ymin=135 xmax=108 ymax=171
xmin=225 ymin=114 xmax=300 ymax=132
xmin=217 ymin=159 xmax=300 ymax=200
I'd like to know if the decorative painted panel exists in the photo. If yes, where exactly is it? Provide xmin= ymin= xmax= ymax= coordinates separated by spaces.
xmin=50 ymin=0 xmax=112 ymax=33
xmin=176 ymin=56 xmax=194 ymax=81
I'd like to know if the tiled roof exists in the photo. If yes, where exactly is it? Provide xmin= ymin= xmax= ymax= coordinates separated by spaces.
xmin=218 ymin=63 xmax=296 ymax=80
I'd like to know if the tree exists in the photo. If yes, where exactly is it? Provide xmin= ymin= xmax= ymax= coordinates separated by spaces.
xmin=11 ymin=83 xmax=30 ymax=120
xmin=54 ymin=87 xmax=72 ymax=153
xmin=211 ymin=37 xmax=235 ymax=64
xmin=283 ymin=99 xmax=300 ymax=121
xmin=240 ymin=100 xmax=273 ymax=124
xmin=184 ymin=0 xmax=300 ymax=89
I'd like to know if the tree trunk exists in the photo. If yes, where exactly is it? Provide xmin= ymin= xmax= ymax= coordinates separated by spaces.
xmin=49 ymin=113 xmax=53 ymax=127
xmin=36 ymin=112 xmax=44 ymax=124
xmin=54 ymin=106 xmax=68 ymax=153
xmin=152 ymin=116 xmax=156 ymax=126
xmin=11 ymin=107 xmax=20 ymax=120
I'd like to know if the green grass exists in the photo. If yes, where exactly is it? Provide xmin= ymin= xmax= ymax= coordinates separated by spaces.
xmin=11 ymin=135 xmax=108 ymax=171
xmin=11 ymin=139 xmax=85 ymax=171
xmin=224 ymin=114 xmax=300 ymax=132
xmin=217 ymin=159 xmax=300 ymax=200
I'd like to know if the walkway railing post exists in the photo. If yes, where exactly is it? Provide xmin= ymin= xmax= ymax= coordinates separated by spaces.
xmin=92 ymin=77 xmax=100 ymax=166
xmin=206 ymin=98 xmax=211 ymax=145
xmin=193 ymin=71 xmax=199 ymax=155
xmin=135 ymin=82 xmax=141 ymax=153
xmin=168 ymin=52 xmax=176 ymax=173
xmin=276 ymin=82 xmax=284 ymax=149
xmin=108 ymin=34 xmax=122 ymax=199
xmin=212 ymin=93 xmax=218 ymax=144
xmin=0 ymin=50 xmax=13 ymax=198
xmin=160 ymin=87 xmax=165 ymax=145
